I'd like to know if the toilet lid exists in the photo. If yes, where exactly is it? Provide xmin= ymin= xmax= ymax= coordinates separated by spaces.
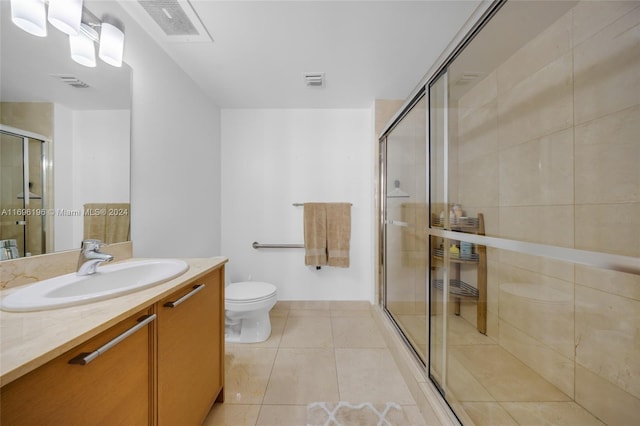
xmin=226 ymin=281 xmax=277 ymax=302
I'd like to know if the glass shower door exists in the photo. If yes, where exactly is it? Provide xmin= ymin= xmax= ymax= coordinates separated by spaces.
xmin=0 ymin=131 xmax=27 ymax=257
xmin=25 ymin=137 xmax=45 ymax=256
xmin=0 ymin=130 xmax=46 ymax=258
xmin=426 ymin=1 xmax=640 ymax=424
xmin=383 ymin=95 xmax=428 ymax=362
xmin=428 ymin=72 xmax=447 ymax=389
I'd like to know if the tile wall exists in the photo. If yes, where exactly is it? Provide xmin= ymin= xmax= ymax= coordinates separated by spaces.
xmin=454 ymin=1 xmax=640 ymax=423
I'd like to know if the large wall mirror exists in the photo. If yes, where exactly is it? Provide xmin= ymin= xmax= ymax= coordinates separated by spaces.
xmin=0 ymin=1 xmax=132 ymax=260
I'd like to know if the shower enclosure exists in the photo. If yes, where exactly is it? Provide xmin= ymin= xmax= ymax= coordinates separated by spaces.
xmin=380 ymin=0 xmax=640 ymax=424
xmin=0 ymin=126 xmax=48 ymax=258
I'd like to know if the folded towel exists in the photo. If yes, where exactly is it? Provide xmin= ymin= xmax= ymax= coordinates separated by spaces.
xmin=304 ymin=202 xmax=351 ymax=268
xmin=83 ymin=203 xmax=107 ymax=241
xmin=326 ymin=203 xmax=351 ymax=267
xmin=105 ymin=203 xmax=130 ymax=244
xmin=304 ymin=203 xmax=327 ymax=266
xmin=401 ymin=202 xmax=427 ymax=267
xmin=84 ymin=203 xmax=130 ymax=244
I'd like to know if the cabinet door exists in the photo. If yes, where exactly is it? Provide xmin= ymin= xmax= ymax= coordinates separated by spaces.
xmin=0 ymin=309 xmax=153 ymax=426
xmin=157 ymin=267 xmax=224 ymax=426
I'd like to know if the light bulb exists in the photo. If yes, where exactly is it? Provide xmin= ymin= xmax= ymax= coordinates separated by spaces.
xmin=70 ymin=32 xmax=96 ymax=67
xmin=48 ymin=0 xmax=84 ymax=35
xmin=99 ymin=22 xmax=124 ymax=67
xmin=10 ymin=0 xmax=47 ymax=37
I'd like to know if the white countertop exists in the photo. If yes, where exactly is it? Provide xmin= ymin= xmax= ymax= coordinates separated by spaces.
xmin=0 ymin=257 xmax=227 ymax=386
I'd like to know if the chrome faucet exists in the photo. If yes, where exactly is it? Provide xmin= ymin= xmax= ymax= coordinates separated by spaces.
xmin=77 ymin=239 xmax=114 ymax=276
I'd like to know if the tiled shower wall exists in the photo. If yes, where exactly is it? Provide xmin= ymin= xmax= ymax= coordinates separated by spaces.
xmin=454 ymin=1 xmax=639 ymax=424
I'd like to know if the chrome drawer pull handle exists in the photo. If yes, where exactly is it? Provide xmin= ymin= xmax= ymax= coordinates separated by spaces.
xmin=69 ymin=314 xmax=156 ymax=365
xmin=163 ymin=284 xmax=205 ymax=308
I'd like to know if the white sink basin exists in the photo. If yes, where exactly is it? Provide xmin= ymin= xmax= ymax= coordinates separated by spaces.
xmin=1 ymin=259 xmax=189 ymax=312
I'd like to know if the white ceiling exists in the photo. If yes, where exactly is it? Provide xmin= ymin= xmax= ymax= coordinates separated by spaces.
xmin=1 ymin=1 xmax=482 ymax=110
xmin=120 ymin=0 xmax=482 ymax=108
xmin=0 ymin=1 xmax=132 ymax=110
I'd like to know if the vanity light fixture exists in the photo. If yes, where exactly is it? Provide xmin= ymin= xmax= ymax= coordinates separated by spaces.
xmin=10 ymin=0 xmax=47 ymax=37
xmin=98 ymin=22 xmax=125 ymax=68
xmin=69 ymin=24 xmax=97 ymax=67
xmin=10 ymin=0 xmax=126 ymax=68
xmin=47 ymin=0 xmax=83 ymax=35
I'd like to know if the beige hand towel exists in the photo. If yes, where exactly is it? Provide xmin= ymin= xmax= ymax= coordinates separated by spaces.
xmin=401 ymin=202 xmax=428 ymax=267
xmin=304 ymin=203 xmax=327 ymax=266
xmin=83 ymin=203 xmax=131 ymax=244
xmin=83 ymin=203 xmax=107 ymax=241
xmin=326 ymin=203 xmax=351 ymax=267
xmin=105 ymin=203 xmax=130 ymax=244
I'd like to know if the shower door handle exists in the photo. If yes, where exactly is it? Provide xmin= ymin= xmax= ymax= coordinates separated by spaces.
xmin=386 ymin=219 xmax=409 ymax=227
xmin=16 ymin=221 xmax=26 ymax=226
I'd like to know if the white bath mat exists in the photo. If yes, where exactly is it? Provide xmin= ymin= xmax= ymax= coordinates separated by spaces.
xmin=307 ymin=401 xmax=407 ymax=426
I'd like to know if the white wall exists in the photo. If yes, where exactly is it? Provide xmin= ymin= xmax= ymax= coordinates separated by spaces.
xmin=53 ymin=107 xmax=130 ymax=250
xmin=88 ymin=1 xmax=222 ymax=258
xmin=71 ymin=109 xmax=130 ymax=244
xmin=221 ymin=109 xmax=374 ymax=302
xmin=53 ymin=104 xmax=74 ymax=251
xmin=73 ymin=110 xmax=130 ymax=206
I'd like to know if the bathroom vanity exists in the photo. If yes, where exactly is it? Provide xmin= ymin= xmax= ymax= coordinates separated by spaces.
xmin=0 ymin=257 xmax=226 ymax=426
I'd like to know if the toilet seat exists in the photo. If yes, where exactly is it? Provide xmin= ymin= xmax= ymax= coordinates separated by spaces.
xmin=226 ymin=281 xmax=277 ymax=304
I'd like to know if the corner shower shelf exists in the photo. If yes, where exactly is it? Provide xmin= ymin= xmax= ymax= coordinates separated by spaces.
xmin=431 ymin=212 xmax=487 ymax=335
xmin=432 ymin=248 xmax=480 ymax=263
xmin=433 ymin=279 xmax=479 ymax=299
xmin=431 ymin=216 xmax=480 ymax=230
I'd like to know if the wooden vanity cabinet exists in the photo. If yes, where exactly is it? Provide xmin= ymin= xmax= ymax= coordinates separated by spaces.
xmin=157 ymin=266 xmax=225 ymax=426
xmin=0 ymin=308 xmax=154 ymax=426
xmin=0 ymin=263 xmax=225 ymax=426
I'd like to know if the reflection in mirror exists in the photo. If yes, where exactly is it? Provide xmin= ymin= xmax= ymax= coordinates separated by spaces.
xmin=0 ymin=1 xmax=132 ymax=260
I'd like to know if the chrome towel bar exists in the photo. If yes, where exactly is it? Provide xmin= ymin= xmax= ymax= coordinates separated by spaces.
xmin=252 ymin=241 xmax=304 ymax=249
xmin=292 ymin=203 xmax=352 ymax=206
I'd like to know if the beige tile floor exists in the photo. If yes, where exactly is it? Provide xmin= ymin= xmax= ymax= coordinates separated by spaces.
xmin=394 ymin=313 xmax=605 ymax=425
xmin=203 ymin=301 xmax=428 ymax=426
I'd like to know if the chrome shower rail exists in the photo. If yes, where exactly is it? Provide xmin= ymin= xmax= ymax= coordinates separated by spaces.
xmin=292 ymin=203 xmax=353 ymax=206
xmin=252 ymin=241 xmax=304 ymax=249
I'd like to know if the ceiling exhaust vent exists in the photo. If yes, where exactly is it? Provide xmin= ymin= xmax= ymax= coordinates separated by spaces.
xmin=304 ymin=72 xmax=325 ymax=88
xmin=454 ymin=73 xmax=482 ymax=86
xmin=51 ymin=75 xmax=90 ymax=89
xmin=120 ymin=0 xmax=213 ymax=43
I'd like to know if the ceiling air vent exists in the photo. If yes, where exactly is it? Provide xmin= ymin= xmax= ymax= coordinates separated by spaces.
xmin=121 ymin=0 xmax=213 ymax=42
xmin=304 ymin=72 xmax=325 ymax=88
xmin=139 ymin=0 xmax=198 ymax=36
xmin=454 ymin=73 xmax=482 ymax=86
xmin=51 ymin=75 xmax=90 ymax=89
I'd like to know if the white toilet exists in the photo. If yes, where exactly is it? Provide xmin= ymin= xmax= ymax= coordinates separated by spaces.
xmin=225 ymin=281 xmax=277 ymax=343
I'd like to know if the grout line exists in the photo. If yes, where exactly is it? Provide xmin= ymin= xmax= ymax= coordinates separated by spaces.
xmin=259 ymin=310 xmax=288 ymax=409
xmin=332 ymin=321 xmax=343 ymax=402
